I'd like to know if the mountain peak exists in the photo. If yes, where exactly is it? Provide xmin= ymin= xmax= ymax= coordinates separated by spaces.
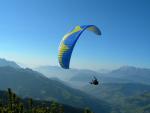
xmin=0 ymin=58 xmax=21 ymax=68
xmin=118 ymin=65 xmax=138 ymax=71
xmin=118 ymin=65 xmax=150 ymax=72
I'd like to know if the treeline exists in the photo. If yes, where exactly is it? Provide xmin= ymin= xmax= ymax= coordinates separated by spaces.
xmin=0 ymin=88 xmax=93 ymax=113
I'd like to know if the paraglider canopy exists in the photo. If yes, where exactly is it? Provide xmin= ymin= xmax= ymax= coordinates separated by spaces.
xmin=58 ymin=25 xmax=101 ymax=69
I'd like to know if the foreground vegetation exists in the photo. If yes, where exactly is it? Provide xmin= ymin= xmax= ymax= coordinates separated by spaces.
xmin=0 ymin=88 xmax=93 ymax=113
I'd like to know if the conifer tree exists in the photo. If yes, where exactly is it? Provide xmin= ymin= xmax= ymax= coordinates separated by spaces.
xmin=59 ymin=105 xmax=64 ymax=113
xmin=8 ymin=88 xmax=12 ymax=111
xmin=84 ymin=108 xmax=93 ymax=113
xmin=50 ymin=101 xmax=59 ymax=113
xmin=28 ymin=98 xmax=33 ymax=113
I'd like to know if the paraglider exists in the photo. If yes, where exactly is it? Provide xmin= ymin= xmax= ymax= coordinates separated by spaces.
xmin=90 ymin=76 xmax=99 ymax=85
xmin=58 ymin=25 xmax=101 ymax=69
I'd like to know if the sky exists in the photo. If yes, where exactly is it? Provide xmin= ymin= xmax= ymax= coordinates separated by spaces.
xmin=0 ymin=0 xmax=150 ymax=70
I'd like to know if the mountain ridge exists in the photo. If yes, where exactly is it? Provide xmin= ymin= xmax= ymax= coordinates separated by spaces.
xmin=0 ymin=58 xmax=21 ymax=68
xmin=0 ymin=65 xmax=111 ymax=113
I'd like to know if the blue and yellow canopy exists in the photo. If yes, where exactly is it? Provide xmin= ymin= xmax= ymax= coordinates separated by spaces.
xmin=58 ymin=25 xmax=101 ymax=69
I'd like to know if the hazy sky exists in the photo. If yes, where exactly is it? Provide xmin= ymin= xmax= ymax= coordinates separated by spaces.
xmin=0 ymin=0 xmax=150 ymax=70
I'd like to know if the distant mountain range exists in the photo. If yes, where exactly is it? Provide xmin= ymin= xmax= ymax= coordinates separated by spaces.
xmin=35 ymin=66 xmax=77 ymax=80
xmin=35 ymin=66 xmax=102 ymax=88
xmin=35 ymin=65 xmax=150 ymax=113
xmin=69 ymin=66 xmax=150 ymax=86
xmin=35 ymin=66 xmax=99 ymax=81
xmin=1 ymin=58 xmax=150 ymax=113
xmin=0 ymin=65 xmax=110 ymax=113
xmin=105 ymin=66 xmax=150 ymax=84
xmin=36 ymin=65 xmax=150 ymax=85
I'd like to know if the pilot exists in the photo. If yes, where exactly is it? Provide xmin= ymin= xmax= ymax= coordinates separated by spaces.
xmin=90 ymin=76 xmax=99 ymax=85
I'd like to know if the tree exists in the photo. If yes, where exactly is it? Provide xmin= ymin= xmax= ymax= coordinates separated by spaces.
xmin=50 ymin=101 xmax=59 ymax=113
xmin=28 ymin=98 xmax=33 ymax=113
xmin=84 ymin=108 xmax=93 ymax=113
xmin=58 ymin=105 xmax=64 ymax=113
xmin=8 ymin=88 xmax=12 ymax=111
